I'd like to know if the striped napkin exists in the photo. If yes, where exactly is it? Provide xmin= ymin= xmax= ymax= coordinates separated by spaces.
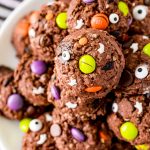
xmin=0 ymin=0 xmax=23 ymax=27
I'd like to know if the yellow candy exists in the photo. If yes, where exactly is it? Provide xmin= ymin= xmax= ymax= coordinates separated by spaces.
xmin=79 ymin=54 xmax=96 ymax=74
xmin=135 ymin=144 xmax=149 ymax=150
xmin=20 ymin=118 xmax=32 ymax=133
xmin=143 ymin=43 xmax=150 ymax=57
xmin=56 ymin=12 xmax=67 ymax=29
xmin=120 ymin=122 xmax=138 ymax=141
xmin=118 ymin=1 xmax=129 ymax=16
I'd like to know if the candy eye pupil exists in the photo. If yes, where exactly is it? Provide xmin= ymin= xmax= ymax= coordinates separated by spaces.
xmin=138 ymin=9 xmax=142 ymax=14
xmin=63 ymin=53 xmax=66 ymax=57
xmin=114 ymin=17 xmax=117 ymax=21
xmin=138 ymin=68 xmax=142 ymax=72
xmin=35 ymin=122 xmax=39 ymax=124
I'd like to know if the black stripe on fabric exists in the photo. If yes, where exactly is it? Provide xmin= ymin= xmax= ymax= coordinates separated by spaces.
xmin=0 ymin=3 xmax=14 ymax=10
xmin=0 ymin=16 xmax=6 ymax=20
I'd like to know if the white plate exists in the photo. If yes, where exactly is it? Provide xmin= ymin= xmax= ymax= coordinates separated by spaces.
xmin=0 ymin=0 xmax=52 ymax=150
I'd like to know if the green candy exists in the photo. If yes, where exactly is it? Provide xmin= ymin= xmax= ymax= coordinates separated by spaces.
xmin=79 ymin=54 xmax=96 ymax=74
xmin=56 ymin=12 xmax=67 ymax=29
xmin=19 ymin=118 xmax=32 ymax=133
xmin=118 ymin=1 xmax=129 ymax=16
xmin=120 ymin=122 xmax=138 ymax=141
xmin=135 ymin=144 xmax=149 ymax=150
xmin=143 ymin=43 xmax=150 ymax=57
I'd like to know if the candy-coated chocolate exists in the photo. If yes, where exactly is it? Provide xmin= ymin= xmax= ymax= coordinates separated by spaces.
xmin=83 ymin=0 xmax=95 ymax=4
xmin=91 ymin=14 xmax=109 ymax=30
xmin=79 ymin=54 xmax=96 ymax=74
xmin=118 ymin=1 xmax=129 ymax=16
xmin=71 ymin=127 xmax=86 ymax=142
xmin=51 ymin=85 xmax=60 ymax=100
xmin=120 ymin=122 xmax=138 ymax=141
xmin=56 ymin=12 xmax=67 ymax=29
xmin=30 ymin=60 xmax=47 ymax=75
xmin=135 ymin=144 xmax=149 ymax=150
xmin=85 ymin=86 xmax=102 ymax=92
xmin=143 ymin=43 xmax=150 ymax=57
xmin=20 ymin=118 xmax=32 ymax=133
xmin=7 ymin=94 xmax=24 ymax=111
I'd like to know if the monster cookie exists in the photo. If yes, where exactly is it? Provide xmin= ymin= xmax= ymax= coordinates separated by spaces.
xmin=12 ymin=12 xmax=37 ymax=58
xmin=29 ymin=1 xmax=69 ymax=61
xmin=54 ymin=29 xmax=125 ymax=99
xmin=47 ymin=79 xmax=109 ymax=120
xmin=67 ymin=0 xmax=132 ymax=38
xmin=22 ymin=112 xmax=56 ymax=150
xmin=53 ymin=113 xmax=112 ymax=150
xmin=107 ymin=95 xmax=150 ymax=147
xmin=14 ymin=53 xmax=53 ymax=106
xmin=22 ymin=110 xmax=113 ymax=150
xmin=0 ymin=66 xmax=13 ymax=79
xmin=116 ymin=35 xmax=150 ymax=96
xmin=0 ymin=70 xmax=51 ymax=120
xmin=130 ymin=0 xmax=150 ymax=35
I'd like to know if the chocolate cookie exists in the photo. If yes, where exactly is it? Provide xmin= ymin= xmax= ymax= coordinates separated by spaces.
xmin=29 ymin=1 xmax=69 ymax=61
xmin=107 ymin=95 xmax=150 ymax=148
xmin=67 ymin=0 xmax=132 ymax=38
xmin=22 ymin=112 xmax=56 ymax=150
xmin=130 ymin=0 xmax=150 ymax=35
xmin=54 ymin=29 xmax=125 ymax=100
xmin=22 ymin=111 xmax=113 ymax=150
xmin=47 ymin=77 xmax=109 ymax=120
xmin=11 ymin=12 xmax=36 ymax=58
xmin=0 ymin=66 xmax=13 ymax=79
xmin=0 ymin=70 xmax=51 ymax=120
xmin=116 ymin=35 xmax=150 ymax=96
xmin=14 ymin=53 xmax=53 ymax=106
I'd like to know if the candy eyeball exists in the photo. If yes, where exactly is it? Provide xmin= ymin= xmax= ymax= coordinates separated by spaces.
xmin=29 ymin=119 xmax=43 ymax=132
xmin=61 ymin=51 xmax=71 ymax=62
xmin=112 ymin=103 xmax=118 ymax=113
xmin=109 ymin=13 xmax=119 ymax=24
xmin=133 ymin=5 xmax=148 ymax=21
xmin=135 ymin=64 xmax=149 ymax=79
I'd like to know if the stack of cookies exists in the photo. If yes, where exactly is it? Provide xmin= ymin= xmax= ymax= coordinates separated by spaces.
xmin=1 ymin=0 xmax=150 ymax=149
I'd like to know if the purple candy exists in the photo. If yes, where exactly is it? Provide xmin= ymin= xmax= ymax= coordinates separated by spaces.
xmin=51 ymin=85 xmax=60 ymax=100
xmin=71 ymin=127 xmax=86 ymax=142
xmin=31 ymin=60 xmax=47 ymax=75
xmin=83 ymin=0 xmax=95 ymax=4
xmin=128 ymin=18 xmax=133 ymax=26
xmin=7 ymin=94 xmax=24 ymax=111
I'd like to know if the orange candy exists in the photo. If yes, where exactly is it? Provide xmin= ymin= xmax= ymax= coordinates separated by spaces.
xmin=45 ymin=12 xmax=54 ymax=21
xmin=99 ymin=131 xmax=109 ymax=143
xmin=91 ymin=14 xmax=109 ymax=30
xmin=85 ymin=86 xmax=102 ymax=93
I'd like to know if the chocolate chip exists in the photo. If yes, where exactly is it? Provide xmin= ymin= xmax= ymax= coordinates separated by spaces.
xmin=123 ymin=39 xmax=134 ymax=49
xmin=90 ymin=99 xmax=101 ymax=109
xmin=107 ymin=0 xmax=114 ymax=4
xmin=144 ymin=0 xmax=150 ymax=6
xmin=3 ymin=76 xmax=13 ymax=87
xmin=119 ymin=70 xmax=134 ymax=87
xmin=110 ymin=30 xmax=120 ymax=37
xmin=102 ymin=61 xmax=114 ymax=71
